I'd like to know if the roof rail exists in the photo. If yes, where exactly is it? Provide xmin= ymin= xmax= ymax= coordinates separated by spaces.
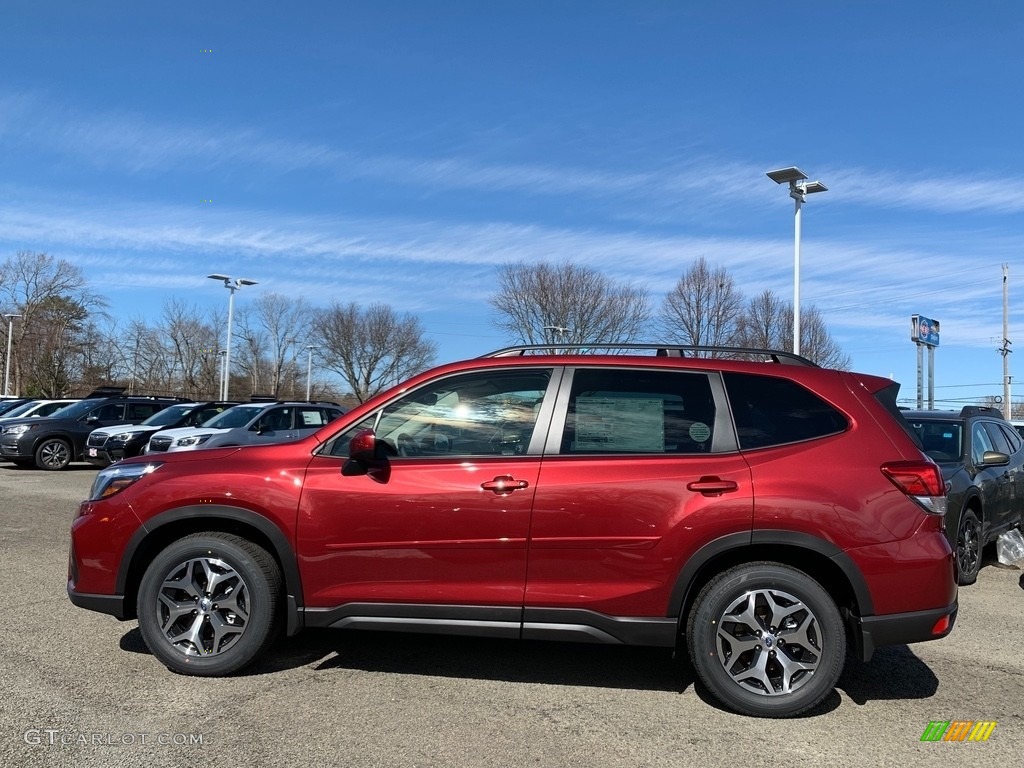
xmin=480 ymin=343 xmax=818 ymax=367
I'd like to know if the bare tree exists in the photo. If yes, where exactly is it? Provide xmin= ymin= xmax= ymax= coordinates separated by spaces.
xmin=736 ymin=290 xmax=789 ymax=351
xmin=159 ymin=299 xmax=222 ymax=398
xmin=736 ymin=290 xmax=850 ymax=368
xmin=658 ymin=257 xmax=743 ymax=353
xmin=313 ymin=302 xmax=437 ymax=403
xmin=18 ymin=296 xmax=88 ymax=396
xmin=797 ymin=306 xmax=851 ymax=370
xmin=235 ymin=294 xmax=312 ymax=398
xmin=489 ymin=261 xmax=649 ymax=350
xmin=0 ymin=251 xmax=106 ymax=395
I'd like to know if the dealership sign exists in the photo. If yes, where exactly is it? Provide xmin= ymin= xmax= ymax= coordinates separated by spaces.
xmin=912 ymin=314 xmax=940 ymax=347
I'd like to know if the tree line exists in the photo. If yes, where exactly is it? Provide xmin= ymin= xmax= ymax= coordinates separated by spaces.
xmin=1 ymin=250 xmax=849 ymax=404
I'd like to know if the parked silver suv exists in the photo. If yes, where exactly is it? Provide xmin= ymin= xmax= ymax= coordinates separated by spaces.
xmin=144 ymin=401 xmax=345 ymax=453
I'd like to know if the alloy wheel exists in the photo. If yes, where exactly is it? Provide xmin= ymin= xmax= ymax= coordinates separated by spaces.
xmin=154 ymin=556 xmax=250 ymax=657
xmin=713 ymin=587 xmax=822 ymax=697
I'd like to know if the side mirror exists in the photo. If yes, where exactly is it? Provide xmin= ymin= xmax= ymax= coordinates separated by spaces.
xmin=980 ymin=450 xmax=1010 ymax=468
xmin=349 ymin=428 xmax=378 ymax=463
xmin=342 ymin=428 xmax=392 ymax=479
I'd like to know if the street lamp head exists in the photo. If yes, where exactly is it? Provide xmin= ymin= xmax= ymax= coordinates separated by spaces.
xmin=207 ymin=273 xmax=231 ymax=282
xmin=3 ymin=313 xmax=23 ymax=320
xmin=766 ymin=167 xmax=809 ymax=185
xmin=802 ymin=181 xmax=828 ymax=195
xmin=238 ymin=278 xmax=259 ymax=287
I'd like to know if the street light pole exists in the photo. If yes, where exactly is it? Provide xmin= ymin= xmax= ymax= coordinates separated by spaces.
xmin=305 ymin=345 xmax=316 ymax=400
xmin=217 ymin=350 xmax=227 ymax=401
xmin=3 ymin=313 xmax=22 ymax=397
xmin=766 ymin=167 xmax=828 ymax=356
xmin=207 ymin=274 xmax=258 ymax=400
xmin=542 ymin=324 xmax=571 ymax=352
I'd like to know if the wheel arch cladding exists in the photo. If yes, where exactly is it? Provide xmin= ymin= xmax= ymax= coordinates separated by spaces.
xmin=669 ymin=530 xmax=873 ymax=628
xmin=116 ymin=505 xmax=303 ymax=620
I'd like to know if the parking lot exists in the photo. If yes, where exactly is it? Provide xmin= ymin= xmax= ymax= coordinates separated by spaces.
xmin=1 ymin=463 xmax=1022 ymax=768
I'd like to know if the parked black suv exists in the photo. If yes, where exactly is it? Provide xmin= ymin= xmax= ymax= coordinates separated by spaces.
xmin=0 ymin=389 xmax=190 ymax=470
xmin=902 ymin=406 xmax=1024 ymax=584
xmin=84 ymin=401 xmax=239 ymax=467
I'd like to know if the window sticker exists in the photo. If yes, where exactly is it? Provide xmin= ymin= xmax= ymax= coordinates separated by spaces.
xmin=574 ymin=396 xmax=664 ymax=452
xmin=689 ymin=422 xmax=711 ymax=443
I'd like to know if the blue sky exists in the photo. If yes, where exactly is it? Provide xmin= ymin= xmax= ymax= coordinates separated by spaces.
xmin=2 ymin=1 xmax=1023 ymax=407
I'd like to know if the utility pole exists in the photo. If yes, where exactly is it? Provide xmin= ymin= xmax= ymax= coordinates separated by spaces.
xmin=1000 ymin=264 xmax=1012 ymax=419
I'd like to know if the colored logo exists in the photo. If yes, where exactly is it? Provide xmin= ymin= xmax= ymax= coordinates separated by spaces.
xmin=921 ymin=721 xmax=996 ymax=742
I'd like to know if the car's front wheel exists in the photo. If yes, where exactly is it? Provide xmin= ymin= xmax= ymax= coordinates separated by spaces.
xmin=687 ymin=562 xmax=845 ymax=718
xmin=955 ymin=508 xmax=982 ymax=586
xmin=137 ymin=533 xmax=283 ymax=676
xmin=35 ymin=438 xmax=72 ymax=470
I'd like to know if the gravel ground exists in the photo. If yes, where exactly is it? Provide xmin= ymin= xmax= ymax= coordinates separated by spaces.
xmin=1 ymin=462 xmax=1021 ymax=767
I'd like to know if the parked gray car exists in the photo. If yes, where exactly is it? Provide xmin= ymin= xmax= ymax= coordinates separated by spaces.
xmin=144 ymin=401 xmax=345 ymax=453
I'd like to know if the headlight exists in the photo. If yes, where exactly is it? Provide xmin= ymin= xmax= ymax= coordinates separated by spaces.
xmin=88 ymin=462 xmax=163 ymax=501
xmin=175 ymin=434 xmax=212 ymax=447
xmin=5 ymin=424 xmax=35 ymax=435
xmin=109 ymin=432 xmax=133 ymax=442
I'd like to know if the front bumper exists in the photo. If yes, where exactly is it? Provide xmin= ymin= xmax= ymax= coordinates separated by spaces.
xmin=0 ymin=437 xmax=32 ymax=459
xmin=84 ymin=446 xmax=120 ymax=467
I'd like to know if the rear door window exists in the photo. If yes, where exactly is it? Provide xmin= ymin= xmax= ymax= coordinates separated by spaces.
xmin=723 ymin=372 xmax=848 ymax=449
xmin=558 ymin=369 xmax=716 ymax=455
xmin=128 ymin=403 xmax=163 ymax=420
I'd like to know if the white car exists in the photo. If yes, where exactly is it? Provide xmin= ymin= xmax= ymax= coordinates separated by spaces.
xmin=0 ymin=399 xmax=80 ymax=423
xmin=144 ymin=401 xmax=344 ymax=453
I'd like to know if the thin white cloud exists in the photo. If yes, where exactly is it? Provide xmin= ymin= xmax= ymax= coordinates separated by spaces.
xmin=8 ymin=90 xmax=1024 ymax=217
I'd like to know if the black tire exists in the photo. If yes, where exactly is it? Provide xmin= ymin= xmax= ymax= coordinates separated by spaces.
xmin=686 ymin=562 xmax=846 ymax=718
xmin=35 ymin=438 xmax=72 ymax=470
xmin=955 ymin=509 xmax=982 ymax=586
xmin=137 ymin=533 xmax=283 ymax=676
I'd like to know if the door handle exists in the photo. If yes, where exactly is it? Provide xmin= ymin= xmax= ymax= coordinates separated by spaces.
xmin=481 ymin=475 xmax=530 ymax=495
xmin=686 ymin=476 xmax=739 ymax=496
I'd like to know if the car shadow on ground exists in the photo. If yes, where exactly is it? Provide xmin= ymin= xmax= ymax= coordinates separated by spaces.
xmin=121 ymin=626 xmax=690 ymax=693
xmin=836 ymin=645 xmax=938 ymax=705
xmin=0 ymin=462 xmax=96 ymax=472
xmin=119 ymin=625 xmax=941 ymax=713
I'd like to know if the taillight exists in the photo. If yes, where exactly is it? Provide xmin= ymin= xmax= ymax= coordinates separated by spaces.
xmin=880 ymin=460 xmax=947 ymax=515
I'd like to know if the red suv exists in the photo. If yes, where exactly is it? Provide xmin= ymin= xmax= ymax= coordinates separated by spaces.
xmin=68 ymin=345 xmax=957 ymax=717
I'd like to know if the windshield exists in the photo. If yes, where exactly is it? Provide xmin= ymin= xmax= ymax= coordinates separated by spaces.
xmin=0 ymin=400 xmax=29 ymax=416
xmin=141 ymin=404 xmax=196 ymax=427
xmin=905 ymin=419 xmax=963 ymax=463
xmin=0 ymin=400 xmax=43 ymax=418
xmin=45 ymin=399 xmax=98 ymax=420
xmin=204 ymin=405 xmax=265 ymax=429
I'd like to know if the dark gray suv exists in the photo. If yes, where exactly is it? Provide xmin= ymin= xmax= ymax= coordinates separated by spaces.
xmin=902 ymin=406 xmax=1024 ymax=584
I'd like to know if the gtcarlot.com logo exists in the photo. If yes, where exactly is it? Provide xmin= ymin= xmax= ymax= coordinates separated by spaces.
xmin=23 ymin=730 xmax=204 ymax=746
xmin=920 ymin=721 xmax=997 ymax=742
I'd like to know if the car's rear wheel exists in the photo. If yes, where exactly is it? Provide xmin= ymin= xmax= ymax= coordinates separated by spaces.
xmin=955 ymin=509 xmax=982 ymax=586
xmin=35 ymin=438 xmax=72 ymax=470
xmin=137 ymin=533 xmax=282 ymax=676
xmin=687 ymin=562 xmax=845 ymax=718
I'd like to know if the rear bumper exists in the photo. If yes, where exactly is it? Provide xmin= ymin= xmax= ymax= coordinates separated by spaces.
xmin=67 ymin=582 xmax=128 ymax=619
xmin=849 ymin=602 xmax=958 ymax=661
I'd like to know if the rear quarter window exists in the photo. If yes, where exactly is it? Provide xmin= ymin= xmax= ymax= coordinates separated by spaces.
xmin=723 ymin=372 xmax=848 ymax=449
